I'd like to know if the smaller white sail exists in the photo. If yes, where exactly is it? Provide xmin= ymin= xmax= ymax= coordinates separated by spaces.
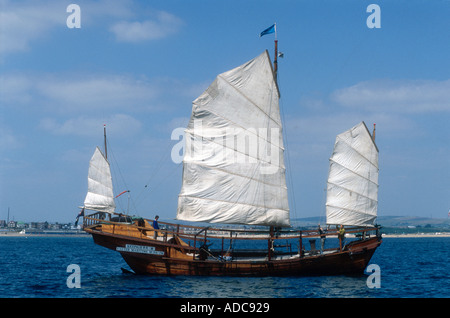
xmin=326 ymin=122 xmax=378 ymax=227
xmin=84 ymin=147 xmax=115 ymax=213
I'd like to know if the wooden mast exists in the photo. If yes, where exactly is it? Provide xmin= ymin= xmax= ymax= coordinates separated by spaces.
xmin=273 ymin=23 xmax=278 ymax=81
xmin=269 ymin=25 xmax=278 ymax=261
xmin=372 ymin=123 xmax=376 ymax=141
xmin=103 ymin=124 xmax=108 ymax=160
xmin=268 ymin=24 xmax=278 ymax=261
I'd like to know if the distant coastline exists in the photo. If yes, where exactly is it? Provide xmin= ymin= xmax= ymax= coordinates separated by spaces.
xmin=0 ymin=230 xmax=89 ymax=237
xmin=1 ymin=230 xmax=449 ymax=238
xmin=382 ymin=233 xmax=450 ymax=238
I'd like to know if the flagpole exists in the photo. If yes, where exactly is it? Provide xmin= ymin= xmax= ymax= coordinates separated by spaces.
xmin=104 ymin=124 xmax=108 ymax=160
xmin=259 ymin=23 xmax=278 ymax=82
xmin=274 ymin=23 xmax=278 ymax=82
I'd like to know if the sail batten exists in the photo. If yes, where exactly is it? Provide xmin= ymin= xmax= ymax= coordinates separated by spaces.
xmin=186 ymin=129 xmax=286 ymax=169
xmin=184 ymin=161 xmax=287 ymax=189
xmin=217 ymin=74 xmax=282 ymax=127
xmin=326 ymin=122 xmax=379 ymax=227
xmin=186 ymin=112 xmax=285 ymax=152
xmin=328 ymin=159 xmax=379 ymax=188
xmin=179 ymin=195 xmax=289 ymax=212
xmin=84 ymin=147 xmax=115 ymax=213
xmin=333 ymin=135 xmax=379 ymax=170
xmin=327 ymin=181 xmax=378 ymax=202
xmin=177 ymin=51 xmax=289 ymax=227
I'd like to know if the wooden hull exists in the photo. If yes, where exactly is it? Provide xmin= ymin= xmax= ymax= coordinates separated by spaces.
xmin=86 ymin=226 xmax=381 ymax=276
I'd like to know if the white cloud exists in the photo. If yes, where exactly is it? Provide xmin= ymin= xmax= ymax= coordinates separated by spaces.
xmin=1 ymin=72 xmax=209 ymax=117
xmin=39 ymin=114 xmax=142 ymax=137
xmin=285 ymin=89 xmax=421 ymax=164
xmin=0 ymin=0 xmax=180 ymax=58
xmin=332 ymin=79 xmax=450 ymax=113
xmin=0 ymin=74 xmax=35 ymax=104
xmin=287 ymin=112 xmax=415 ymax=147
xmin=39 ymin=75 xmax=158 ymax=112
xmin=0 ymin=0 xmax=62 ymax=55
xmin=110 ymin=11 xmax=183 ymax=43
xmin=0 ymin=125 xmax=20 ymax=149
xmin=1 ymin=73 xmax=158 ymax=113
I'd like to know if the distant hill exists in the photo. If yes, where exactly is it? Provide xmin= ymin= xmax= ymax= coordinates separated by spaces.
xmin=292 ymin=215 xmax=450 ymax=229
xmin=376 ymin=215 xmax=450 ymax=227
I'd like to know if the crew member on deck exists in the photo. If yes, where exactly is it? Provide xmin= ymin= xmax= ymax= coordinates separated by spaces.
xmin=338 ymin=225 xmax=346 ymax=251
xmin=153 ymin=215 xmax=160 ymax=239
xmin=318 ymin=224 xmax=326 ymax=254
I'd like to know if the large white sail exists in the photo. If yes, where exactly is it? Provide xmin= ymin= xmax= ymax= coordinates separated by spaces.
xmin=84 ymin=147 xmax=116 ymax=213
xmin=177 ymin=51 xmax=290 ymax=227
xmin=326 ymin=122 xmax=379 ymax=227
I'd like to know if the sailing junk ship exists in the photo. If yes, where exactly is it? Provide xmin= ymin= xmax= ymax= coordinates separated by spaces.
xmin=81 ymin=51 xmax=381 ymax=276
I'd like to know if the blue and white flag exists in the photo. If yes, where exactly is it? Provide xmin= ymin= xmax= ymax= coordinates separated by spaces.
xmin=260 ymin=24 xmax=275 ymax=37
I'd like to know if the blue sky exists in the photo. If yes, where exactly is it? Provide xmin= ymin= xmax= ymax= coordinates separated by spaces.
xmin=1 ymin=0 xmax=449 ymax=223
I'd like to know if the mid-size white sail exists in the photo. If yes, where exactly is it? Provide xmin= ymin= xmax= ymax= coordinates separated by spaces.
xmin=177 ymin=51 xmax=290 ymax=227
xmin=326 ymin=122 xmax=379 ymax=227
xmin=84 ymin=147 xmax=116 ymax=213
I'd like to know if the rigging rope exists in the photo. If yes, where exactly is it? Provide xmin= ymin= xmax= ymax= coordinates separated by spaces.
xmin=106 ymin=137 xmax=135 ymax=215
xmin=278 ymin=70 xmax=298 ymax=222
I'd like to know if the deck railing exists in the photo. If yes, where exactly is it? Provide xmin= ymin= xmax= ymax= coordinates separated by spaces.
xmin=83 ymin=212 xmax=381 ymax=258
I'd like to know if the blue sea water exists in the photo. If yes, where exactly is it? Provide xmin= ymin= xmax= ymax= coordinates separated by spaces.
xmin=0 ymin=236 xmax=449 ymax=299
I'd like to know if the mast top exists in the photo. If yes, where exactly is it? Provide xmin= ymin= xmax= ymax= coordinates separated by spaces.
xmin=103 ymin=124 xmax=108 ymax=160
xmin=259 ymin=23 xmax=279 ymax=82
xmin=372 ymin=123 xmax=376 ymax=142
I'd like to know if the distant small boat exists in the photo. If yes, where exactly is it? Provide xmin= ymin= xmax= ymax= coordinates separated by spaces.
xmin=80 ymin=47 xmax=381 ymax=276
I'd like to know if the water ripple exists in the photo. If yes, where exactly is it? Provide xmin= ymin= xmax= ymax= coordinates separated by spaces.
xmin=0 ymin=236 xmax=449 ymax=298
